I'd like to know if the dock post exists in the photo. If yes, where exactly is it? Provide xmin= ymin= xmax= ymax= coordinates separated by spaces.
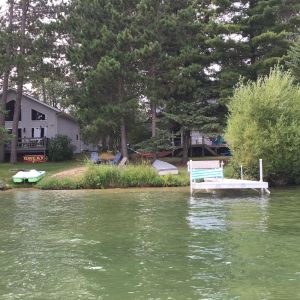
xmin=259 ymin=159 xmax=263 ymax=194
xmin=189 ymin=160 xmax=193 ymax=195
xmin=259 ymin=159 xmax=263 ymax=182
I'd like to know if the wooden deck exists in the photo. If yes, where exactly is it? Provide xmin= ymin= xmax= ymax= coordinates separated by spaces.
xmin=5 ymin=138 xmax=48 ymax=153
xmin=174 ymin=143 xmax=229 ymax=157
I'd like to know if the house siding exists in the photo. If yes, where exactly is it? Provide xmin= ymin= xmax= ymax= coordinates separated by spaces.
xmin=2 ymin=90 xmax=84 ymax=154
xmin=4 ymin=91 xmax=57 ymax=139
xmin=57 ymin=116 xmax=81 ymax=153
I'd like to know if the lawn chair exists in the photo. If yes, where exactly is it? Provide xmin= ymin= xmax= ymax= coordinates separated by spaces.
xmin=90 ymin=152 xmax=101 ymax=164
xmin=110 ymin=151 xmax=122 ymax=165
xmin=118 ymin=156 xmax=128 ymax=167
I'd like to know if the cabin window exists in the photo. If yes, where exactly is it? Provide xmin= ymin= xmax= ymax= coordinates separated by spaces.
xmin=5 ymin=100 xmax=21 ymax=121
xmin=7 ymin=128 xmax=22 ymax=139
xmin=31 ymin=109 xmax=46 ymax=120
xmin=31 ymin=127 xmax=44 ymax=138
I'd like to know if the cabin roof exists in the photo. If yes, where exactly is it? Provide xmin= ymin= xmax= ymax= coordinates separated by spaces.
xmin=1 ymin=88 xmax=77 ymax=122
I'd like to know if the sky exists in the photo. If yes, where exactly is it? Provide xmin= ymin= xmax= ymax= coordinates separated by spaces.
xmin=0 ymin=0 xmax=6 ymax=8
xmin=0 ymin=0 xmax=7 ymax=16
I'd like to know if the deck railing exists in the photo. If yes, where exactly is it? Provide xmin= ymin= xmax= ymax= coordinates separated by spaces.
xmin=5 ymin=137 xmax=48 ymax=150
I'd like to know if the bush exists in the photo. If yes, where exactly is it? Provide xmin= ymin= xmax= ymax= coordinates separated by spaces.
xmin=37 ymin=177 xmax=84 ymax=190
xmin=36 ymin=164 xmax=189 ymax=190
xmin=48 ymin=135 xmax=74 ymax=162
xmin=225 ymin=68 xmax=300 ymax=185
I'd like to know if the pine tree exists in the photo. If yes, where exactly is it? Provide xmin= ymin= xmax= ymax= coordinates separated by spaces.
xmin=7 ymin=0 xmax=66 ymax=162
xmin=10 ymin=0 xmax=29 ymax=163
xmin=67 ymin=0 xmax=141 ymax=158
xmin=287 ymin=37 xmax=300 ymax=82
xmin=161 ymin=0 xmax=223 ymax=163
xmin=212 ymin=0 xmax=300 ymax=102
xmin=0 ymin=0 xmax=14 ymax=162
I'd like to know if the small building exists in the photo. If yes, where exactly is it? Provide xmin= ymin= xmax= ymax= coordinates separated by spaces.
xmin=2 ymin=89 xmax=87 ymax=155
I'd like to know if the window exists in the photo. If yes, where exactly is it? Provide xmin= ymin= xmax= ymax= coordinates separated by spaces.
xmin=31 ymin=109 xmax=46 ymax=120
xmin=5 ymin=100 xmax=21 ymax=121
xmin=31 ymin=127 xmax=45 ymax=138
xmin=7 ymin=128 xmax=22 ymax=139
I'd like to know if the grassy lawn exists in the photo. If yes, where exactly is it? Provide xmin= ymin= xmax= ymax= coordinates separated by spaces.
xmin=0 ymin=156 xmax=233 ymax=190
xmin=0 ymin=160 xmax=84 ymax=187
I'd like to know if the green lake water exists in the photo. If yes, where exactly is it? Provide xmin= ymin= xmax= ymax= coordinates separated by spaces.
xmin=0 ymin=188 xmax=300 ymax=299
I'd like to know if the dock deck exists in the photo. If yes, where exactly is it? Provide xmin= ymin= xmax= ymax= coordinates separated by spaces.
xmin=193 ymin=178 xmax=268 ymax=191
xmin=189 ymin=159 xmax=270 ymax=194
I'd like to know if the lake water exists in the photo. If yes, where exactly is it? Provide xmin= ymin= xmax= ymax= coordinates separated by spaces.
xmin=0 ymin=188 xmax=300 ymax=299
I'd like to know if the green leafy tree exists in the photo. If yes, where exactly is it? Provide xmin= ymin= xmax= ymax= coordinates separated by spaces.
xmin=225 ymin=68 xmax=300 ymax=185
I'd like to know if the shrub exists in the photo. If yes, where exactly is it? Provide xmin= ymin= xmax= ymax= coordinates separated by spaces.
xmin=84 ymin=165 xmax=121 ymax=188
xmin=225 ymin=68 xmax=300 ymax=185
xmin=83 ymin=164 xmax=189 ymax=189
xmin=48 ymin=135 xmax=74 ymax=162
xmin=37 ymin=177 xmax=83 ymax=190
xmin=36 ymin=164 xmax=189 ymax=190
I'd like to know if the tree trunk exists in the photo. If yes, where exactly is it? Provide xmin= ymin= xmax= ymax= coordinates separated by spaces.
xmin=0 ymin=76 xmax=9 ymax=163
xmin=10 ymin=0 xmax=29 ymax=163
xmin=151 ymin=101 xmax=156 ymax=138
xmin=120 ymin=117 xmax=128 ymax=158
xmin=10 ymin=81 xmax=23 ymax=163
xmin=0 ymin=0 xmax=14 ymax=163
xmin=181 ymin=129 xmax=190 ymax=164
xmin=151 ymin=101 xmax=157 ymax=159
xmin=42 ymin=78 xmax=47 ymax=103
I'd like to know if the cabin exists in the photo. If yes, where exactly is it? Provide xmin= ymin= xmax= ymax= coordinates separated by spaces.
xmin=1 ymin=89 xmax=88 ymax=155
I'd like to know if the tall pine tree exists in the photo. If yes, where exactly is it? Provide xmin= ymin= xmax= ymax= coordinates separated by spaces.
xmin=212 ymin=0 xmax=300 ymax=102
xmin=68 ymin=0 xmax=141 ymax=158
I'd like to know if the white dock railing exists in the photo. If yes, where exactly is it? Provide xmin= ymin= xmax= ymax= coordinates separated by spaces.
xmin=188 ymin=159 xmax=270 ymax=194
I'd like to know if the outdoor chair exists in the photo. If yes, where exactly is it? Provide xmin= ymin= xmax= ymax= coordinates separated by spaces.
xmin=90 ymin=152 xmax=101 ymax=164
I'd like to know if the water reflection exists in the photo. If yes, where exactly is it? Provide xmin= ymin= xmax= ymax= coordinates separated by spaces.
xmin=186 ymin=192 xmax=271 ymax=299
xmin=187 ymin=192 xmax=270 ymax=232
xmin=0 ymin=189 xmax=300 ymax=299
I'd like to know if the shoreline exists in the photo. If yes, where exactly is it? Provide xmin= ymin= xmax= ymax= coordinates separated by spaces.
xmin=1 ymin=186 xmax=190 ymax=194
